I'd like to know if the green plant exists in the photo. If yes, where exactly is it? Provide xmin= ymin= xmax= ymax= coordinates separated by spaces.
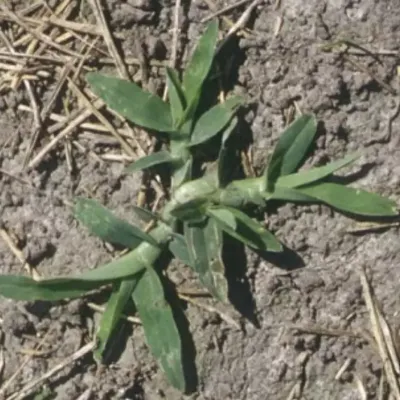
xmin=0 ymin=20 xmax=397 ymax=392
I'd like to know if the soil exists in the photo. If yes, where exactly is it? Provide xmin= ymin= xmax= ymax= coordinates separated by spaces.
xmin=1 ymin=0 xmax=400 ymax=399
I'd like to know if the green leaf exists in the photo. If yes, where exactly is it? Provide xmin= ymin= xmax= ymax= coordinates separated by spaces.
xmin=209 ymin=206 xmax=282 ymax=252
xmin=207 ymin=208 xmax=236 ymax=230
xmin=125 ymin=151 xmax=176 ymax=173
xmin=182 ymin=20 xmax=219 ymax=111
xmin=172 ymin=157 xmax=193 ymax=188
xmin=190 ymin=96 xmax=242 ymax=146
xmin=297 ymin=182 xmax=398 ymax=216
xmin=170 ymin=198 xmax=208 ymax=223
xmin=0 ymin=252 xmax=142 ymax=301
xmin=277 ymin=153 xmax=360 ymax=188
xmin=185 ymin=218 xmax=229 ymax=302
xmin=265 ymin=186 xmax=315 ymax=203
xmin=86 ymin=72 xmax=173 ymax=132
xmin=132 ymin=267 xmax=185 ymax=391
xmin=168 ymin=234 xmax=193 ymax=267
xmin=166 ymin=67 xmax=186 ymax=126
xmin=74 ymin=198 xmax=159 ymax=248
xmin=0 ymin=275 xmax=104 ymax=302
xmin=178 ymin=118 xmax=194 ymax=136
xmin=218 ymin=116 xmax=238 ymax=188
xmin=266 ymin=114 xmax=317 ymax=187
xmin=0 ymin=224 xmax=170 ymax=301
xmin=132 ymin=206 xmax=159 ymax=223
xmin=94 ymin=279 xmax=137 ymax=361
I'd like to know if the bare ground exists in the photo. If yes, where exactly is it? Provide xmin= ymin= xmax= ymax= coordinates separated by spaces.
xmin=0 ymin=0 xmax=400 ymax=399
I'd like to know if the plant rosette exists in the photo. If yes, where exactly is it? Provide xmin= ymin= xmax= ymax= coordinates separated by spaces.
xmin=0 ymin=20 xmax=398 ymax=393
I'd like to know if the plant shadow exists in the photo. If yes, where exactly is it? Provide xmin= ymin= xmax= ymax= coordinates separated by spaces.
xmin=295 ymin=120 xmax=328 ymax=170
xmin=223 ymin=235 xmax=260 ymax=328
xmin=328 ymin=164 xmax=378 ymax=185
xmin=214 ymin=35 xmax=247 ymax=93
xmin=102 ymin=317 xmax=133 ymax=364
xmin=255 ymin=245 xmax=306 ymax=272
xmin=79 ymin=287 xmax=134 ymax=365
xmin=191 ymin=34 xmax=249 ymax=171
xmin=122 ymin=377 xmax=146 ymax=399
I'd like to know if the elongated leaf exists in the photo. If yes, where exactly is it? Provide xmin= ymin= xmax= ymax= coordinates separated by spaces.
xmin=178 ymin=118 xmax=194 ymax=136
xmin=221 ymin=116 xmax=237 ymax=145
xmin=94 ymin=279 xmax=136 ymax=361
xmin=277 ymin=153 xmax=360 ymax=188
xmin=209 ymin=206 xmax=282 ymax=252
xmin=168 ymin=234 xmax=193 ymax=267
xmin=297 ymin=182 xmax=398 ymax=216
xmin=172 ymin=157 xmax=193 ymax=189
xmin=132 ymin=206 xmax=159 ymax=223
xmin=185 ymin=219 xmax=229 ymax=302
xmin=125 ymin=151 xmax=176 ymax=173
xmin=266 ymin=114 xmax=317 ymax=187
xmin=132 ymin=267 xmax=185 ymax=391
xmin=207 ymin=208 xmax=236 ymax=230
xmin=182 ymin=20 xmax=219 ymax=110
xmin=265 ymin=186 xmax=316 ymax=203
xmin=0 ymin=224 xmax=170 ymax=301
xmin=0 ymin=275 xmax=107 ymax=302
xmin=190 ymin=96 xmax=242 ymax=146
xmin=86 ymin=73 xmax=173 ymax=132
xmin=170 ymin=198 xmax=208 ymax=223
xmin=218 ymin=117 xmax=238 ymax=188
xmin=74 ymin=198 xmax=159 ymax=248
xmin=203 ymin=218 xmax=229 ymax=301
xmin=166 ymin=68 xmax=185 ymax=126
xmin=0 ymin=252 xmax=142 ymax=301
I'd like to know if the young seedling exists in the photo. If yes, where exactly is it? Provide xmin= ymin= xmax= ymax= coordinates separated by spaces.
xmin=0 ymin=21 xmax=398 ymax=392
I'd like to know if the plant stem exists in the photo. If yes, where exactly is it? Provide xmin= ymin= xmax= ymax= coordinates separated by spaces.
xmin=219 ymin=177 xmax=266 ymax=207
xmin=134 ymin=222 xmax=173 ymax=264
xmin=162 ymin=174 xmax=266 ymax=222
xmin=170 ymin=139 xmax=192 ymax=190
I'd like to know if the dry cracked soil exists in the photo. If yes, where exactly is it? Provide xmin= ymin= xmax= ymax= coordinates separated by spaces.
xmin=0 ymin=0 xmax=400 ymax=399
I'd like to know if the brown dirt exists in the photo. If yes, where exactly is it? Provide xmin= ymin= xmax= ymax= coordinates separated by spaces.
xmin=1 ymin=0 xmax=400 ymax=399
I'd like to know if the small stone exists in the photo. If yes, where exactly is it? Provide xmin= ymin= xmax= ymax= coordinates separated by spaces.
xmin=67 ymin=299 xmax=84 ymax=315
xmin=23 ymin=237 xmax=51 ymax=264
xmin=145 ymin=37 xmax=167 ymax=60
xmin=113 ymin=4 xmax=154 ymax=27
xmin=127 ymin=0 xmax=154 ymax=11
xmin=2 ymin=308 xmax=33 ymax=335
